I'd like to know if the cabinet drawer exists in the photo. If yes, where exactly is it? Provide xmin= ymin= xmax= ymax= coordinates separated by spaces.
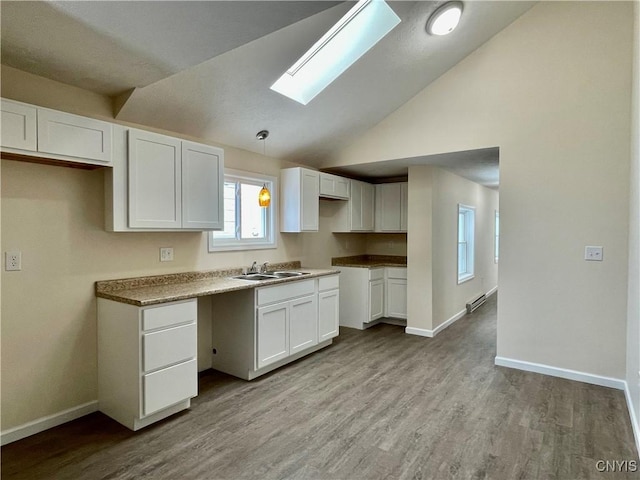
xmin=257 ymin=279 xmax=315 ymax=306
xmin=37 ymin=108 xmax=112 ymax=163
xmin=369 ymin=268 xmax=385 ymax=281
xmin=142 ymin=299 xmax=196 ymax=331
xmin=143 ymin=359 xmax=197 ymax=416
xmin=318 ymin=275 xmax=339 ymax=292
xmin=142 ymin=324 xmax=197 ymax=372
xmin=386 ymin=267 xmax=407 ymax=280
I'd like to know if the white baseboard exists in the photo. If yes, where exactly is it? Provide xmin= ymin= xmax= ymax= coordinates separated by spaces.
xmin=624 ymin=381 xmax=640 ymax=456
xmin=405 ymin=309 xmax=467 ymax=338
xmin=486 ymin=285 xmax=498 ymax=297
xmin=494 ymin=356 xmax=625 ymax=390
xmin=1 ymin=400 xmax=98 ymax=446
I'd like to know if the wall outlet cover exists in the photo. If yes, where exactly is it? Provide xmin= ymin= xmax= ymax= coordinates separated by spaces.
xmin=584 ymin=246 xmax=603 ymax=261
xmin=160 ymin=247 xmax=174 ymax=262
xmin=5 ymin=251 xmax=21 ymax=271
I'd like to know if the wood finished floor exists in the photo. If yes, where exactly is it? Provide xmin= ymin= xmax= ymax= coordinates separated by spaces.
xmin=2 ymin=294 xmax=638 ymax=480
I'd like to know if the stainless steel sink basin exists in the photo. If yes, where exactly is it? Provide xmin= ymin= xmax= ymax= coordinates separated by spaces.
xmin=231 ymin=271 xmax=310 ymax=281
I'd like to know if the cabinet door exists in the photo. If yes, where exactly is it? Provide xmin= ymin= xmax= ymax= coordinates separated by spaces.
xmin=301 ymin=169 xmax=319 ymax=231
xmin=1 ymin=99 xmax=37 ymax=151
xmin=379 ymin=183 xmax=402 ymax=231
xmin=128 ymin=129 xmax=182 ymax=229
xmin=319 ymin=173 xmax=349 ymax=199
xmin=361 ymin=182 xmax=375 ymax=231
xmin=37 ymin=108 xmax=112 ymax=163
xmin=350 ymin=180 xmax=363 ymax=230
xmin=368 ymin=279 xmax=385 ymax=322
xmin=400 ymin=182 xmax=408 ymax=232
xmin=181 ymin=141 xmax=224 ymax=230
xmin=256 ymin=302 xmax=289 ymax=369
xmin=290 ymin=295 xmax=318 ymax=354
xmin=386 ymin=278 xmax=407 ymax=319
xmin=318 ymin=289 xmax=339 ymax=341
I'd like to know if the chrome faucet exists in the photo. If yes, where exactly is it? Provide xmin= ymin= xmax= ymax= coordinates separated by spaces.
xmin=260 ymin=262 xmax=269 ymax=273
xmin=248 ymin=261 xmax=258 ymax=273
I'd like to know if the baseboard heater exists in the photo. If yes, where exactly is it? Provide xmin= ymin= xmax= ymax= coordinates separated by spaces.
xmin=466 ymin=294 xmax=486 ymax=314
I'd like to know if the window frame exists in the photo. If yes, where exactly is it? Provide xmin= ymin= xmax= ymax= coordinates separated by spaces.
xmin=208 ymin=168 xmax=277 ymax=252
xmin=457 ymin=203 xmax=475 ymax=284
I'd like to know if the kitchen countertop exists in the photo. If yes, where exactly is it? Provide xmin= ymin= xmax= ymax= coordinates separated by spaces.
xmin=331 ymin=255 xmax=407 ymax=268
xmin=95 ymin=261 xmax=340 ymax=306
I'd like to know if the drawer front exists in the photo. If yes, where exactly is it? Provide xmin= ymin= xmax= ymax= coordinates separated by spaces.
xmin=142 ymin=299 xmax=196 ymax=331
xmin=142 ymin=324 xmax=197 ymax=372
xmin=318 ymin=274 xmax=339 ymax=292
xmin=369 ymin=268 xmax=385 ymax=281
xmin=257 ymin=279 xmax=315 ymax=306
xmin=143 ymin=359 xmax=197 ymax=417
xmin=386 ymin=267 xmax=407 ymax=280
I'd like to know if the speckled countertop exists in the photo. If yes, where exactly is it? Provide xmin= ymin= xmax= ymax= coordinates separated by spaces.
xmin=95 ymin=261 xmax=340 ymax=306
xmin=331 ymin=255 xmax=407 ymax=268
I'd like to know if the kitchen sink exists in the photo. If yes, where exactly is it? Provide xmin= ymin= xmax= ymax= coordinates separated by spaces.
xmin=231 ymin=271 xmax=310 ymax=281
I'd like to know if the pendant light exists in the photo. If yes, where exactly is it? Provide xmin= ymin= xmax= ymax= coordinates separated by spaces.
xmin=256 ymin=130 xmax=271 ymax=207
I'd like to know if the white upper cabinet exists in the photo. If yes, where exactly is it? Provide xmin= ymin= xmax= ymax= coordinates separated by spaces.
xmin=333 ymin=179 xmax=375 ymax=232
xmin=1 ymin=99 xmax=37 ymax=151
xmin=374 ymin=182 xmax=408 ymax=232
xmin=280 ymin=167 xmax=320 ymax=232
xmin=1 ymin=98 xmax=112 ymax=166
xmin=319 ymin=172 xmax=349 ymax=200
xmin=106 ymin=126 xmax=224 ymax=232
xmin=37 ymin=108 xmax=112 ymax=164
xmin=181 ymin=141 xmax=224 ymax=230
xmin=128 ymin=129 xmax=183 ymax=229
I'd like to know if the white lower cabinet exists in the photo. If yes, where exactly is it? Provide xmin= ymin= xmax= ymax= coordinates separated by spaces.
xmin=98 ymin=298 xmax=198 ymax=431
xmin=339 ymin=266 xmax=407 ymax=329
xmin=211 ymin=275 xmax=339 ymax=380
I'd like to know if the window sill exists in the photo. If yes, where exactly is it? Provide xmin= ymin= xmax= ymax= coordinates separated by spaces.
xmin=457 ymin=274 xmax=475 ymax=285
xmin=208 ymin=242 xmax=277 ymax=253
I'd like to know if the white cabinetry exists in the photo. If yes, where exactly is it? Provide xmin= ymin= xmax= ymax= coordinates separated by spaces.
xmin=385 ymin=267 xmax=407 ymax=319
xmin=375 ymin=182 xmax=408 ymax=232
xmin=106 ymin=126 xmax=224 ymax=231
xmin=211 ymin=275 xmax=339 ymax=380
xmin=318 ymin=275 xmax=340 ymax=341
xmin=1 ymin=98 xmax=112 ymax=167
xmin=338 ymin=266 xmax=407 ymax=329
xmin=280 ymin=167 xmax=320 ymax=232
xmin=319 ymin=172 xmax=350 ymax=199
xmin=332 ymin=179 xmax=375 ymax=232
xmin=97 ymin=298 xmax=198 ymax=431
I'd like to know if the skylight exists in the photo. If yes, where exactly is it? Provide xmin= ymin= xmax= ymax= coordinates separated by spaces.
xmin=270 ymin=0 xmax=401 ymax=105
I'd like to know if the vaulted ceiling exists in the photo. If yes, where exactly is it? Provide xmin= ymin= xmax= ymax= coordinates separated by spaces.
xmin=1 ymin=1 xmax=536 ymax=185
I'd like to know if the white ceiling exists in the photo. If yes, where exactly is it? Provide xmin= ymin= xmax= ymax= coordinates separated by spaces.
xmin=1 ymin=1 xmax=536 ymax=186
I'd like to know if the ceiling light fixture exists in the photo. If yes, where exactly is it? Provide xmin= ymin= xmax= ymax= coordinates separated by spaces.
xmin=256 ymin=130 xmax=271 ymax=207
xmin=426 ymin=1 xmax=463 ymax=36
xmin=270 ymin=0 xmax=400 ymax=105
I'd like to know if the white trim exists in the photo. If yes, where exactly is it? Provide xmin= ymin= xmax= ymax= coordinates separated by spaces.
xmin=494 ymin=357 xmax=625 ymax=390
xmin=486 ymin=285 xmax=498 ymax=297
xmin=624 ymin=381 xmax=640 ymax=456
xmin=405 ymin=326 xmax=433 ymax=337
xmin=1 ymin=400 xmax=98 ymax=446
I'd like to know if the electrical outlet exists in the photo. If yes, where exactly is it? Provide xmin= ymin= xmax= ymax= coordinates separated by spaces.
xmin=584 ymin=246 xmax=603 ymax=261
xmin=5 ymin=251 xmax=21 ymax=271
xmin=160 ymin=247 xmax=174 ymax=262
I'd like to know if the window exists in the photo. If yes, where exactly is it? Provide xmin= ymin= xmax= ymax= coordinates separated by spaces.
xmin=494 ymin=210 xmax=500 ymax=264
xmin=457 ymin=204 xmax=475 ymax=284
xmin=208 ymin=169 xmax=277 ymax=252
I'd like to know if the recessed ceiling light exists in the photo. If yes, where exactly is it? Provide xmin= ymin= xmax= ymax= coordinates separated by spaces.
xmin=426 ymin=1 xmax=463 ymax=36
xmin=271 ymin=0 xmax=401 ymax=105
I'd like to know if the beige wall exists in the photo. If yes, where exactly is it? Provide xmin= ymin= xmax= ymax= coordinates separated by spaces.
xmin=0 ymin=69 xmax=366 ymax=431
xmin=432 ymin=168 xmax=499 ymax=329
xmin=326 ymin=2 xmax=633 ymax=378
xmin=626 ymin=0 xmax=640 ymax=446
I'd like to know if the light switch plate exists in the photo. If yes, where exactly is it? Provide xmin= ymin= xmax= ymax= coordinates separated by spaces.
xmin=585 ymin=246 xmax=603 ymax=261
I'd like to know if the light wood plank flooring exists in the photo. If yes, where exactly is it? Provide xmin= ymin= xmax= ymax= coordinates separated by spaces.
xmin=2 ymin=294 xmax=638 ymax=479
